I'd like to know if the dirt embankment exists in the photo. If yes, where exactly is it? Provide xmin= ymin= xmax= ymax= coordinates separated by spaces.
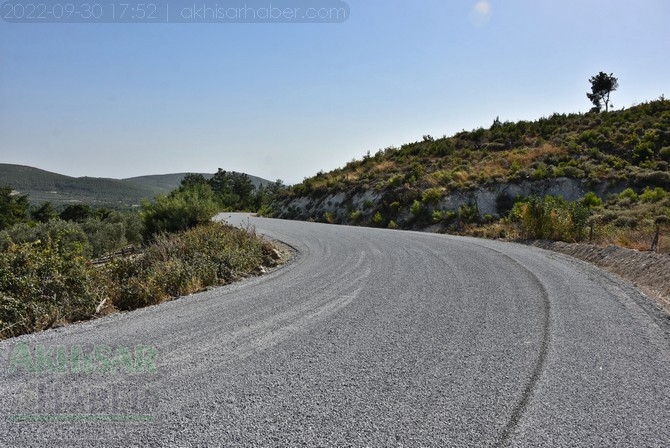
xmin=528 ymin=240 xmax=670 ymax=316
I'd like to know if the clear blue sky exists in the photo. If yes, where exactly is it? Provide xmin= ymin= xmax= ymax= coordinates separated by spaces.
xmin=1 ymin=0 xmax=669 ymax=184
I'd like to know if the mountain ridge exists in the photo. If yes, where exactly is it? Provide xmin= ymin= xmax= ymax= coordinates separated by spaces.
xmin=0 ymin=163 xmax=271 ymax=207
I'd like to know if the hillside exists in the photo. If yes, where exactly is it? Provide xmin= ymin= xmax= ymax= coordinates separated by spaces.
xmin=0 ymin=164 xmax=271 ymax=208
xmin=0 ymin=164 xmax=156 ymax=207
xmin=271 ymin=99 xmax=670 ymax=251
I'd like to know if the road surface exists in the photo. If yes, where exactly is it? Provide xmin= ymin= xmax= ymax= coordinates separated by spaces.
xmin=1 ymin=213 xmax=669 ymax=447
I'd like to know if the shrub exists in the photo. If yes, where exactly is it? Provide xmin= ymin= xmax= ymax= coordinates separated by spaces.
xmin=633 ymin=142 xmax=655 ymax=165
xmin=387 ymin=175 xmax=404 ymax=187
xmin=581 ymin=192 xmax=602 ymax=208
xmin=432 ymin=210 xmax=457 ymax=224
xmin=0 ymin=222 xmax=275 ymax=337
xmin=82 ymin=218 xmax=127 ymax=257
xmin=634 ymin=171 xmax=670 ymax=189
xmin=60 ymin=204 xmax=93 ymax=223
xmin=531 ymin=165 xmax=548 ymax=180
xmin=349 ymin=210 xmax=363 ymax=224
xmin=141 ymin=183 xmax=219 ymax=238
xmin=511 ymin=195 xmax=590 ymax=242
xmin=640 ymin=187 xmax=667 ymax=203
xmin=0 ymin=219 xmax=91 ymax=257
xmin=104 ymin=223 xmax=273 ymax=311
xmin=660 ymin=146 xmax=670 ymax=162
xmin=371 ymin=211 xmax=385 ymax=227
xmin=422 ymin=188 xmax=443 ymax=205
xmin=618 ymin=188 xmax=638 ymax=201
xmin=410 ymin=200 xmax=424 ymax=219
xmin=613 ymin=216 xmax=638 ymax=228
xmin=0 ymin=235 xmax=102 ymax=339
xmin=459 ymin=204 xmax=480 ymax=224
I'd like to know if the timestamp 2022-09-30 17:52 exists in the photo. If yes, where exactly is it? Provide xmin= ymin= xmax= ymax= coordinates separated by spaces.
xmin=0 ymin=1 xmax=166 ymax=22
xmin=1 ymin=0 xmax=352 ymax=23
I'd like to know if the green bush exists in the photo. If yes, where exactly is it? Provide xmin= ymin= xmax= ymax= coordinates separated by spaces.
xmin=410 ymin=200 xmax=424 ymax=219
xmin=511 ymin=195 xmax=591 ymax=242
xmin=387 ymin=175 xmax=404 ymax=187
xmin=640 ymin=187 xmax=667 ymax=203
xmin=322 ymin=211 xmax=336 ymax=224
xmin=422 ymin=188 xmax=443 ymax=205
xmin=660 ymin=146 xmax=670 ymax=162
xmin=141 ymin=183 xmax=219 ymax=238
xmin=349 ymin=210 xmax=363 ymax=224
xmin=618 ymin=188 xmax=638 ymax=201
xmin=581 ymin=192 xmax=602 ymax=208
xmin=371 ymin=211 xmax=385 ymax=227
xmin=432 ymin=210 xmax=457 ymax=224
xmin=459 ymin=204 xmax=480 ymax=224
xmin=82 ymin=218 xmax=127 ymax=257
xmin=531 ymin=165 xmax=548 ymax=180
xmin=0 ymin=219 xmax=91 ymax=257
xmin=0 ymin=214 xmax=142 ymax=259
xmin=0 ymin=235 xmax=102 ymax=339
xmin=1 ymin=222 xmax=275 ymax=338
xmin=60 ymin=204 xmax=93 ymax=223
xmin=613 ymin=216 xmax=638 ymax=228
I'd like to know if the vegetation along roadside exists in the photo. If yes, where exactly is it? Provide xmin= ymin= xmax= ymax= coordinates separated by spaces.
xmin=0 ymin=173 xmax=286 ymax=340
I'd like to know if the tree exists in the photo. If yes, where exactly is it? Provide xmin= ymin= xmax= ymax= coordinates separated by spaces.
xmin=0 ymin=186 xmax=30 ymax=230
xmin=207 ymin=169 xmax=257 ymax=210
xmin=60 ymin=204 xmax=93 ymax=223
xmin=587 ymin=72 xmax=618 ymax=113
xmin=31 ymin=202 xmax=58 ymax=223
xmin=180 ymin=173 xmax=209 ymax=190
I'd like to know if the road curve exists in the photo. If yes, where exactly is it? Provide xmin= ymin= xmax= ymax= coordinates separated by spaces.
xmin=1 ymin=213 xmax=669 ymax=447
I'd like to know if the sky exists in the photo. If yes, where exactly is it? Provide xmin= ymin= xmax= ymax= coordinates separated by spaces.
xmin=1 ymin=0 xmax=669 ymax=184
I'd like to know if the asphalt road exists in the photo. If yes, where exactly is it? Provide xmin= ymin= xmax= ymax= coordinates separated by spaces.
xmin=1 ymin=213 xmax=669 ymax=447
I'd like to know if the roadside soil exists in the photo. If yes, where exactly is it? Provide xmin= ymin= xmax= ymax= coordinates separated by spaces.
xmin=526 ymin=240 xmax=670 ymax=317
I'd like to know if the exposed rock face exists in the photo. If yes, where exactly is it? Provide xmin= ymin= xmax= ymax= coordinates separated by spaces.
xmin=273 ymin=177 xmax=625 ymax=226
xmin=461 ymin=177 xmax=623 ymax=216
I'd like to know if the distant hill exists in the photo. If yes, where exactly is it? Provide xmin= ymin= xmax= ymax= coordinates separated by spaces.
xmin=0 ymin=164 xmax=271 ymax=208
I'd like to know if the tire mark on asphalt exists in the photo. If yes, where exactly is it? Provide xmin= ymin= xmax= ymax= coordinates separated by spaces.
xmin=161 ymin=250 xmax=371 ymax=374
xmin=465 ymin=242 xmax=552 ymax=448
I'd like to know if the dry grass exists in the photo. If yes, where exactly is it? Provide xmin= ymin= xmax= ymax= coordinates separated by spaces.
xmin=103 ymin=223 xmax=277 ymax=311
xmin=594 ymin=226 xmax=670 ymax=253
xmin=506 ymin=144 xmax=564 ymax=167
xmin=370 ymin=160 xmax=396 ymax=175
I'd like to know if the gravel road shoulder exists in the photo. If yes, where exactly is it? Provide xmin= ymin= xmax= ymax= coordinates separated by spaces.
xmin=525 ymin=240 xmax=670 ymax=317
